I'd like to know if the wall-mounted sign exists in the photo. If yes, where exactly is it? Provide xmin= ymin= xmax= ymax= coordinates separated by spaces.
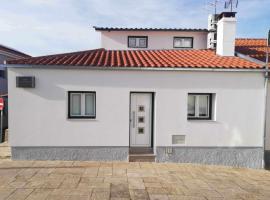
xmin=16 ymin=76 xmax=35 ymax=88
xmin=0 ymin=98 xmax=3 ymax=111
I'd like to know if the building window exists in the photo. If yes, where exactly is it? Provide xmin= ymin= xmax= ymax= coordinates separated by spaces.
xmin=0 ymin=70 xmax=5 ymax=78
xmin=173 ymin=37 xmax=193 ymax=48
xmin=68 ymin=91 xmax=96 ymax=118
xmin=128 ymin=36 xmax=148 ymax=48
xmin=188 ymin=93 xmax=212 ymax=120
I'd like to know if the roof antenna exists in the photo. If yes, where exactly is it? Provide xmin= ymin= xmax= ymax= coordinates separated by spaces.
xmin=204 ymin=0 xmax=222 ymax=15
xmin=224 ymin=0 xmax=239 ymax=12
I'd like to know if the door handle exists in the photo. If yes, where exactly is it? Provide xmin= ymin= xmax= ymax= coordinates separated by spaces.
xmin=132 ymin=111 xmax=135 ymax=128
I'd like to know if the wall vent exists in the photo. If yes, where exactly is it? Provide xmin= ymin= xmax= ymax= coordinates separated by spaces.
xmin=172 ymin=135 xmax=186 ymax=145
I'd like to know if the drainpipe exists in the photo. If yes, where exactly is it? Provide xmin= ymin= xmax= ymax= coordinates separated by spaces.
xmin=263 ymin=30 xmax=269 ymax=168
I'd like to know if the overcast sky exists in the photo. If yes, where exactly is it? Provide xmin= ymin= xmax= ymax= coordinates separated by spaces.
xmin=0 ymin=0 xmax=269 ymax=56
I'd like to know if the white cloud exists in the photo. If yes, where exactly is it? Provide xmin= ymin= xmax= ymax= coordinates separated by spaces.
xmin=0 ymin=0 xmax=269 ymax=56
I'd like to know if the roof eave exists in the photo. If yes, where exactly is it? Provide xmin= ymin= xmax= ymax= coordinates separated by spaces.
xmin=93 ymin=26 xmax=209 ymax=32
xmin=6 ymin=64 xmax=264 ymax=72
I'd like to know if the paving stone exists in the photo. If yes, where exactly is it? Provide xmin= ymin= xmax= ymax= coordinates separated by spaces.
xmin=46 ymin=194 xmax=70 ymax=200
xmin=0 ymin=188 xmax=16 ymax=200
xmin=129 ymin=189 xmax=149 ymax=200
xmin=24 ymin=181 xmax=44 ymax=189
xmin=149 ymin=194 xmax=169 ymax=200
xmin=111 ymin=183 xmax=130 ymax=198
xmin=104 ymin=177 xmax=127 ymax=183
xmin=147 ymin=187 xmax=168 ymax=195
xmin=90 ymin=191 xmax=110 ymax=200
xmin=168 ymin=195 xmax=207 ymax=200
xmin=144 ymin=182 xmax=162 ymax=188
xmin=68 ymin=195 xmax=90 ymax=200
xmin=7 ymin=180 xmax=28 ymax=188
xmin=25 ymin=189 xmax=53 ymax=200
xmin=6 ymin=188 xmax=33 ymax=200
xmin=0 ymin=161 xmax=269 ymax=199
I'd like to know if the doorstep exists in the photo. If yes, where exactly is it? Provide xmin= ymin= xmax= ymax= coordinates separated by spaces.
xmin=129 ymin=147 xmax=155 ymax=162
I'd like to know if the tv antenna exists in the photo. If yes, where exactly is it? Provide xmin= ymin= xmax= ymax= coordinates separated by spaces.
xmin=224 ymin=0 xmax=239 ymax=12
xmin=204 ymin=0 xmax=223 ymax=15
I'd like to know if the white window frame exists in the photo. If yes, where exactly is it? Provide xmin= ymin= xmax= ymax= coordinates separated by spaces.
xmin=128 ymin=36 xmax=148 ymax=48
xmin=188 ymin=94 xmax=212 ymax=120
xmin=68 ymin=91 xmax=96 ymax=118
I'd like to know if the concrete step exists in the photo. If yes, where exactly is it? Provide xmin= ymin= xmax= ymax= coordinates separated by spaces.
xmin=129 ymin=147 xmax=153 ymax=154
xmin=129 ymin=154 xmax=156 ymax=162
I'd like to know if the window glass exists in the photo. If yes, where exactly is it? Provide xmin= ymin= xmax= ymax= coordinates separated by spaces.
xmin=187 ymin=94 xmax=212 ymax=120
xmin=174 ymin=37 xmax=193 ymax=48
xmin=85 ymin=93 xmax=95 ymax=116
xmin=199 ymin=95 xmax=209 ymax=117
xmin=128 ymin=38 xmax=136 ymax=48
xmin=128 ymin=36 xmax=147 ymax=48
xmin=71 ymin=94 xmax=81 ymax=115
xmin=188 ymin=95 xmax=196 ymax=117
xmin=139 ymin=38 xmax=147 ymax=47
xmin=0 ymin=70 xmax=5 ymax=78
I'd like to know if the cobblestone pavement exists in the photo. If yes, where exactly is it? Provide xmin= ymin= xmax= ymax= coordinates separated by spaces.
xmin=0 ymin=160 xmax=269 ymax=200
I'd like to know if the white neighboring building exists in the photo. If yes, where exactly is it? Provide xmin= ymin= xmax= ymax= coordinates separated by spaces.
xmin=7 ymin=12 xmax=267 ymax=168
xmin=235 ymin=38 xmax=270 ymax=168
xmin=94 ymin=27 xmax=208 ymax=50
xmin=0 ymin=44 xmax=30 ymax=132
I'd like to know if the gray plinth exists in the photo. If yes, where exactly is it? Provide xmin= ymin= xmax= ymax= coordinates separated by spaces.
xmin=156 ymin=146 xmax=263 ymax=169
xmin=11 ymin=146 xmax=129 ymax=161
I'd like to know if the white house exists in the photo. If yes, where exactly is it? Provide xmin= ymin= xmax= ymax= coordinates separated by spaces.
xmin=7 ymin=12 xmax=267 ymax=168
xmin=0 ymin=44 xmax=30 ymax=133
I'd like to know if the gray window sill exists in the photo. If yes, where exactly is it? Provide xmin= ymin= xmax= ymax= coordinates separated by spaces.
xmin=187 ymin=119 xmax=217 ymax=123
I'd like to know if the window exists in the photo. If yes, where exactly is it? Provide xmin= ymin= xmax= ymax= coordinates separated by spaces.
xmin=138 ymin=127 xmax=144 ymax=134
xmin=0 ymin=70 xmax=5 ymax=78
xmin=188 ymin=94 xmax=212 ymax=120
xmin=173 ymin=37 xmax=193 ymax=48
xmin=68 ymin=92 xmax=96 ymax=118
xmin=138 ymin=105 xmax=145 ymax=112
xmin=128 ymin=36 xmax=148 ymax=48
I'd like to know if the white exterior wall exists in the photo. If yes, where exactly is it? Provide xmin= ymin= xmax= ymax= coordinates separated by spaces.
xmin=8 ymin=68 xmax=265 ymax=148
xmin=100 ymin=31 xmax=207 ymax=50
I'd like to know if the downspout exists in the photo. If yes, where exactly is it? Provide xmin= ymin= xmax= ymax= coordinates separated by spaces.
xmin=263 ymin=33 xmax=269 ymax=168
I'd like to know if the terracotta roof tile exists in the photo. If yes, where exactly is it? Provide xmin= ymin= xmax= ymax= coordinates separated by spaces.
xmin=235 ymin=38 xmax=269 ymax=63
xmin=7 ymin=48 xmax=261 ymax=69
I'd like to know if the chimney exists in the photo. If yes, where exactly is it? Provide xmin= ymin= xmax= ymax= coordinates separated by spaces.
xmin=216 ymin=12 xmax=237 ymax=56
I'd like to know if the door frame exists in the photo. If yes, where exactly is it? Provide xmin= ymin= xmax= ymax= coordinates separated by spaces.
xmin=129 ymin=92 xmax=155 ymax=148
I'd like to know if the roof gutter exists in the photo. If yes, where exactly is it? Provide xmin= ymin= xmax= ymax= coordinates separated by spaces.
xmin=6 ymin=64 xmax=265 ymax=73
